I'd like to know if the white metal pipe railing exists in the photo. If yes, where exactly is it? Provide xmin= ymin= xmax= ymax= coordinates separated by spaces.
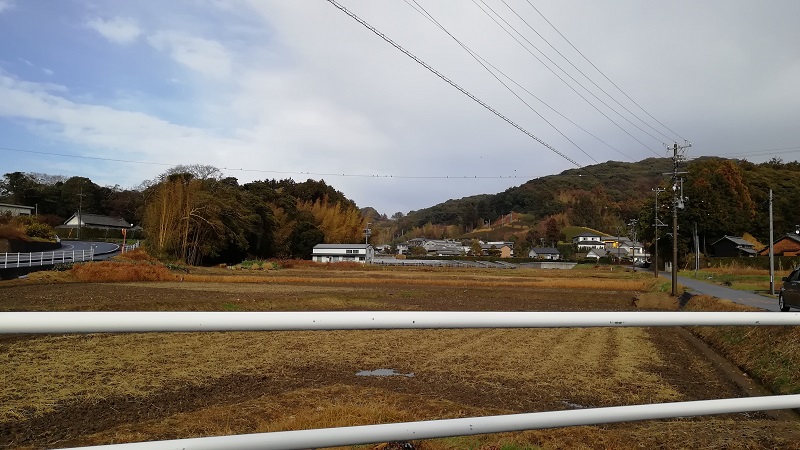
xmin=0 ymin=242 xmax=132 ymax=269
xmin=3 ymin=311 xmax=800 ymax=334
xmin=58 ymin=395 xmax=800 ymax=450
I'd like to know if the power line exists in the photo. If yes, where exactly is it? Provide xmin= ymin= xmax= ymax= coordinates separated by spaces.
xmin=471 ymin=0 xmax=662 ymax=157
xmin=404 ymin=0 xmax=601 ymax=164
xmin=714 ymin=145 xmax=800 ymax=158
xmin=403 ymin=0 xmax=631 ymax=160
xmin=0 ymin=146 xmax=540 ymax=180
xmin=498 ymin=0 xmax=675 ymax=144
xmin=523 ymin=0 xmax=686 ymax=143
xmin=324 ymin=0 xmax=599 ymax=179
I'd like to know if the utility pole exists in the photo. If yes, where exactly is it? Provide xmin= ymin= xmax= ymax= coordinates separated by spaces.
xmin=652 ymin=187 xmax=666 ymax=278
xmin=628 ymin=219 xmax=638 ymax=271
xmin=694 ymin=222 xmax=699 ymax=278
xmin=769 ymin=189 xmax=775 ymax=295
xmin=77 ymin=186 xmax=85 ymax=240
xmin=364 ymin=222 xmax=372 ymax=246
xmin=667 ymin=142 xmax=690 ymax=296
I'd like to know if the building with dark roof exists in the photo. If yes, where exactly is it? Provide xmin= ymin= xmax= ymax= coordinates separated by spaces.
xmin=62 ymin=213 xmax=133 ymax=230
xmin=758 ymin=233 xmax=800 ymax=257
xmin=711 ymin=235 xmax=757 ymax=257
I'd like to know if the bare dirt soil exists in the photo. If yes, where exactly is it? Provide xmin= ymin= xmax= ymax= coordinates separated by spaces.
xmin=2 ymin=268 xmax=800 ymax=449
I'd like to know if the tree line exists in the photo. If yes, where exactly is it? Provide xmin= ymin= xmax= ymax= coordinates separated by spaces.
xmin=3 ymin=157 xmax=798 ymax=266
xmin=0 ymin=165 xmax=367 ymax=265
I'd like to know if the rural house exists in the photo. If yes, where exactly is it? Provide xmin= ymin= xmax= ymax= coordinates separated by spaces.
xmin=758 ymin=232 xmax=800 ymax=257
xmin=711 ymin=236 xmax=757 ymax=257
xmin=586 ymin=248 xmax=609 ymax=261
xmin=529 ymin=247 xmax=560 ymax=260
xmin=573 ymin=232 xmax=605 ymax=250
xmin=312 ymin=244 xmax=374 ymax=263
xmin=0 ymin=203 xmax=34 ymax=216
xmin=480 ymin=243 xmax=512 ymax=258
xmin=62 ymin=213 xmax=133 ymax=230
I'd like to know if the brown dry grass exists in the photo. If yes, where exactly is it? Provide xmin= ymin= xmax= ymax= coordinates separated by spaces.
xmin=686 ymin=295 xmax=800 ymax=395
xmin=0 ymin=327 xmax=678 ymax=422
xmin=181 ymin=271 xmax=656 ymax=292
xmin=71 ymin=261 xmax=179 ymax=282
xmin=4 ymin=267 xmax=800 ymax=449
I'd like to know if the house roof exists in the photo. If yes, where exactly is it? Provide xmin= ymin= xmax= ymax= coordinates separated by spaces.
xmin=530 ymin=247 xmax=560 ymax=254
xmin=587 ymin=248 xmax=609 ymax=257
xmin=66 ymin=213 xmax=132 ymax=228
xmin=313 ymin=244 xmax=370 ymax=249
xmin=0 ymin=203 xmax=35 ymax=210
xmin=574 ymin=232 xmax=601 ymax=238
xmin=711 ymin=235 xmax=753 ymax=247
xmin=758 ymin=233 xmax=800 ymax=255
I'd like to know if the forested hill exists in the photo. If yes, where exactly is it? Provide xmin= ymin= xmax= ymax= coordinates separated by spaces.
xmin=398 ymin=157 xmax=675 ymax=232
xmin=395 ymin=156 xmax=800 ymax=246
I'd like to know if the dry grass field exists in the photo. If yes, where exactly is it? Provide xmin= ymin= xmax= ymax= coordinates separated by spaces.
xmin=2 ymin=264 xmax=800 ymax=449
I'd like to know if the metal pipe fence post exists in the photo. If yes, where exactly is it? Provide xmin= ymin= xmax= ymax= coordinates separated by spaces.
xmin=3 ymin=252 xmax=6 ymax=269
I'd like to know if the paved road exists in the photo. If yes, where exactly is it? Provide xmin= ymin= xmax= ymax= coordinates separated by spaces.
xmin=660 ymin=271 xmax=779 ymax=312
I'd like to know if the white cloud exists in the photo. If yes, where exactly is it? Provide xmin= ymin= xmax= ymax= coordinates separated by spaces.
xmin=0 ymin=73 xmax=245 ymax=171
xmin=86 ymin=17 xmax=142 ymax=45
xmin=0 ymin=0 xmax=13 ymax=14
xmin=148 ymin=31 xmax=232 ymax=79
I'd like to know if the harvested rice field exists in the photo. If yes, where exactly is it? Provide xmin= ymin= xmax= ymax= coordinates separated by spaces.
xmin=2 ymin=266 xmax=800 ymax=449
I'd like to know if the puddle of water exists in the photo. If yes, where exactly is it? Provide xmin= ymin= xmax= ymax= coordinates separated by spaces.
xmin=356 ymin=368 xmax=415 ymax=378
xmin=560 ymin=400 xmax=588 ymax=409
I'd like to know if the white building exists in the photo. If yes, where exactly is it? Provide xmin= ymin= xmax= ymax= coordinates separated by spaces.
xmin=573 ymin=232 xmax=605 ymax=250
xmin=0 ymin=203 xmax=34 ymax=216
xmin=312 ymin=244 xmax=374 ymax=263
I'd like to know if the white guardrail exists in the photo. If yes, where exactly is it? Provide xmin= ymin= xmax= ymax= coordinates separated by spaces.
xmin=0 ymin=241 xmax=139 ymax=269
xmin=1 ymin=248 xmax=94 ymax=268
xmin=2 ymin=311 xmax=799 ymax=450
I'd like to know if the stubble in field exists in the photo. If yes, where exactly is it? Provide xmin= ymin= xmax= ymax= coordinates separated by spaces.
xmin=1 ymin=267 xmax=799 ymax=449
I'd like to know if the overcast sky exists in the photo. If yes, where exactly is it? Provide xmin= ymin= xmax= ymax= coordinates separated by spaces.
xmin=1 ymin=1 xmax=799 ymax=215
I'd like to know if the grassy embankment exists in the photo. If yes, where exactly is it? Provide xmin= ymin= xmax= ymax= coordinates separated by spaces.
xmin=686 ymin=295 xmax=800 ymax=395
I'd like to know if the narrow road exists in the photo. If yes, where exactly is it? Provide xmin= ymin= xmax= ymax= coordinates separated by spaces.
xmin=659 ymin=271 xmax=779 ymax=311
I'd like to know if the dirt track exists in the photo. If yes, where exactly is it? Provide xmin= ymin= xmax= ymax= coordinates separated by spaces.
xmin=2 ymin=274 xmax=800 ymax=449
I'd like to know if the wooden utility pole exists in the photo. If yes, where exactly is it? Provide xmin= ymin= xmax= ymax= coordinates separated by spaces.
xmin=652 ymin=187 xmax=666 ymax=278
xmin=668 ymin=142 xmax=690 ymax=296
xmin=769 ymin=189 xmax=775 ymax=295
xmin=77 ymin=186 xmax=85 ymax=240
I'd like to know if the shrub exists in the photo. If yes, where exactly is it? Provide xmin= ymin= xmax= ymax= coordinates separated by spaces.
xmin=0 ymin=214 xmax=55 ymax=240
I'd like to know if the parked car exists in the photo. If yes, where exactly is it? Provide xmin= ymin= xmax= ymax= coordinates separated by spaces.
xmin=778 ymin=267 xmax=800 ymax=311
